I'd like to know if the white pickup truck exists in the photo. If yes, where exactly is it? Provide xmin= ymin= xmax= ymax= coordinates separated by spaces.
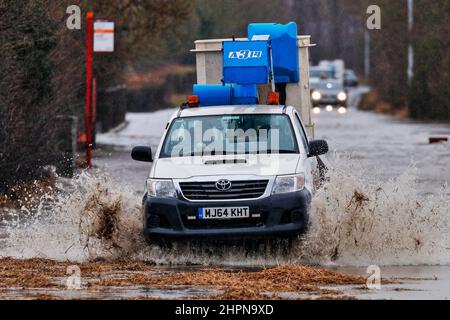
xmin=131 ymin=22 xmax=329 ymax=243
xmin=132 ymin=104 xmax=328 ymax=242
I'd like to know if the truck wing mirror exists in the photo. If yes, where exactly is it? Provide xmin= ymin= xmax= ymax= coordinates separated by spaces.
xmin=308 ymin=140 xmax=329 ymax=157
xmin=132 ymin=146 xmax=153 ymax=162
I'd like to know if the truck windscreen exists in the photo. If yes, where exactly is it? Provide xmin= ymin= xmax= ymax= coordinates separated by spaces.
xmin=160 ymin=114 xmax=299 ymax=158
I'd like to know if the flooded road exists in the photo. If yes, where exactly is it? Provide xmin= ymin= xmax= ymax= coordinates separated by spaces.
xmin=0 ymin=259 xmax=365 ymax=300
xmin=95 ymin=87 xmax=450 ymax=299
xmin=312 ymin=90 xmax=450 ymax=299
xmin=1 ymin=87 xmax=450 ymax=299
xmin=331 ymin=265 xmax=450 ymax=300
xmin=314 ymin=88 xmax=450 ymax=195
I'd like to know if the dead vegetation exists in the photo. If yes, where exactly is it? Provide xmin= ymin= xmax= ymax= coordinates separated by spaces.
xmin=0 ymin=173 xmax=57 ymax=215
xmin=0 ymin=258 xmax=366 ymax=300
xmin=347 ymin=190 xmax=370 ymax=211
xmin=0 ymin=194 xmax=15 ymax=211
xmin=92 ymin=198 xmax=122 ymax=243
xmin=77 ymin=185 xmax=126 ymax=255
xmin=0 ymin=258 xmax=65 ymax=289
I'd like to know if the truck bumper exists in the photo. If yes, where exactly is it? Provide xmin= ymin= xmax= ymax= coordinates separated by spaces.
xmin=143 ymin=189 xmax=311 ymax=241
xmin=313 ymin=100 xmax=347 ymax=108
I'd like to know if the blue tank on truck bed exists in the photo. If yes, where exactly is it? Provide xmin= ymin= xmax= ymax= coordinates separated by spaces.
xmin=248 ymin=22 xmax=300 ymax=83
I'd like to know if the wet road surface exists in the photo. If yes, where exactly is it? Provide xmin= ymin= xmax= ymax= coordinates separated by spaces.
xmin=94 ymin=87 xmax=450 ymax=299
xmin=1 ymin=87 xmax=449 ymax=299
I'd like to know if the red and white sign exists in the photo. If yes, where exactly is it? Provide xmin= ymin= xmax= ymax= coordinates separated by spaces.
xmin=93 ymin=20 xmax=115 ymax=53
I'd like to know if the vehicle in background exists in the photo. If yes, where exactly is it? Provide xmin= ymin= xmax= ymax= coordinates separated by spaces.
xmin=309 ymin=65 xmax=335 ymax=89
xmin=344 ymin=69 xmax=359 ymax=87
xmin=311 ymin=79 xmax=348 ymax=114
xmin=319 ymin=59 xmax=345 ymax=84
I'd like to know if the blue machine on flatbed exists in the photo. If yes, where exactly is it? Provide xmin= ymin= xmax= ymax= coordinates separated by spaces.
xmin=192 ymin=22 xmax=300 ymax=107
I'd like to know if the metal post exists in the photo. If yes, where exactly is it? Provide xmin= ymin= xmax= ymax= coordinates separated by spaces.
xmin=407 ymin=0 xmax=414 ymax=85
xmin=364 ymin=30 xmax=370 ymax=80
xmin=92 ymin=77 xmax=97 ymax=148
xmin=92 ymin=77 xmax=97 ymax=127
xmin=85 ymin=11 xmax=94 ymax=168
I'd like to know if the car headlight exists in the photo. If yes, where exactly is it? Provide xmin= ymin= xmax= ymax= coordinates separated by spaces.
xmin=311 ymin=91 xmax=322 ymax=101
xmin=146 ymin=179 xmax=177 ymax=198
xmin=272 ymin=173 xmax=305 ymax=195
xmin=337 ymin=92 xmax=347 ymax=101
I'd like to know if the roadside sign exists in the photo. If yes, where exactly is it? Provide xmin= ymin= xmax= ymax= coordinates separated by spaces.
xmin=93 ymin=20 xmax=114 ymax=53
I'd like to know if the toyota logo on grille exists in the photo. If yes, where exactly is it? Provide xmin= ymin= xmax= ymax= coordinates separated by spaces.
xmin=216 ymin=179 xmax=232 ymax=191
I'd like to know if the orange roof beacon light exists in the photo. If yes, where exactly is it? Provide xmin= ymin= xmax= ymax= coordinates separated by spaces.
xmin=268 ymin=92 xmax=280 ymax=105
xmin=187 ymin=95 xmax=200 ymax=107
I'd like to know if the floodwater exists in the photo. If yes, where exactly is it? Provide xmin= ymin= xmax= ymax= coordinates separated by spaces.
xmin=330 ymin=265 xmax=450 ymax=300
xmin=96 ymin=87 xmax=450 ymax=299
xmin=1 ymin=87 xmax=450 ymax=299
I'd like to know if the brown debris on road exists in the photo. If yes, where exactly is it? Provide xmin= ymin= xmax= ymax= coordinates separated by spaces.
xmin=0 ymin=258 xmax=365 ymax=300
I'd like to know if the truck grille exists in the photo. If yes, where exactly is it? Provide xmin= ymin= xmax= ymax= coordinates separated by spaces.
xmin=321 ymin=94 xmax=337 ymax=101
xmin=183 ymin=216 xmax=266 ymax=229
xmin=179 ymin=180 xmax=269 ymax=201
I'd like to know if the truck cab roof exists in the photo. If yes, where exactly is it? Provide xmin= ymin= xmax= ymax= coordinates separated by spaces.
xmin=175 ymin=105 xmax=294 ymax=120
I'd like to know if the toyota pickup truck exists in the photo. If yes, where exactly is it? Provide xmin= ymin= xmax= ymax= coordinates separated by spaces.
xmin=132 ymin=104 xmax=328 ymax=241
xmin=131 ymin=22 xmax=328 ymax=243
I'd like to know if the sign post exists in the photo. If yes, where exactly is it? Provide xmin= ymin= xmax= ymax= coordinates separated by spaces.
xmin=85 ymin=13 xmax=114 ymax=168
xmin=92 ymin=77 xmax=97 ymax=149
xmin=85 ymin=11 xmax=94 ymax=168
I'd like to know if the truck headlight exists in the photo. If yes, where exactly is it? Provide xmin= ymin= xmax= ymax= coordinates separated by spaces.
xmin=272 ymin=173 xmax=305 ymax=195
xmin=337 ymin=92 xmax=347 ymax=101
xmin=146 ymin=179 xmax=177 ymax=198
xmin=311 ymin=91 xmax=322 ymax=101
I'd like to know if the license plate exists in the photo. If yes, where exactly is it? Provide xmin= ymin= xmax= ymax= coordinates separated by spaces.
xmin=198 ymin=207 xmax=250 ymax=220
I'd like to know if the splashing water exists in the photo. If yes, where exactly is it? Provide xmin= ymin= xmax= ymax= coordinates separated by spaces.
xmin=1 ymin=162 xmax=449 ymax=266
xmin=1 ymin=172 xmax=144 ymax=261
xmin=296 ymin=165 xmax=450 ymax=266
